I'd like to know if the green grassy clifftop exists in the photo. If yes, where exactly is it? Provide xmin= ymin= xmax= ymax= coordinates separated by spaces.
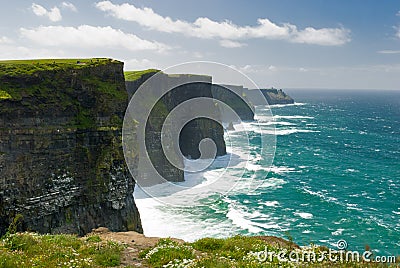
xmin=0 ymin=58 xmax=127 ymax=129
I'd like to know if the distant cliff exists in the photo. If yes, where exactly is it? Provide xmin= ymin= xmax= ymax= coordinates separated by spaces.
xmin=244 ymin=88 xmax=294 ymax=105
xmin=0 ymin=59 xmax=142 ymax=236
xmin=211 ymin=84 xmax=255 ymax=122
xmin=210 ymin=85 xmax=295 ymax=123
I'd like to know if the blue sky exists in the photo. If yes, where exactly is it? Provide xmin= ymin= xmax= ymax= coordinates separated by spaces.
xmin=0 ymin=0 xmax=399 ymax=89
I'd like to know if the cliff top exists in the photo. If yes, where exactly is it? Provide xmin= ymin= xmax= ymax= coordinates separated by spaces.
xmin=124 ymin=69 xmax=212 ymax=83
xmin=124 ymin=69 xmax=160 ymax=81
xmin=0 ymin=58 xmax=119 ymax=77
xmin=0 ymin=58 xmax=127 ymax=130
xmin=0 ymin=58 xmax=126 ymax=102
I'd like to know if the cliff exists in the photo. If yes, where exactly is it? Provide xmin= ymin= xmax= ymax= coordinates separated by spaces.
xmin=212 ymin=84 xmax=255 ymax=122
xmin=210 ymin=85 xmax=295 ymax=122
xmin=125 ymin=71 xmax=226 ymax=183
xmin=0 ymin=59 xmax=142 ymax=236
xmin=243 ymin=88 xmax=294 ymax=105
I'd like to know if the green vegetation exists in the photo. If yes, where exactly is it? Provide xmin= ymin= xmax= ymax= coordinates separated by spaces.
xmin=140 ymin=236 xmax=398 ymax=267
xmin=0 ymin=58 xmax=113 ymax=77
xmin=0 ymin=232 xmax=125 ymax=267
xmin=139 ymin=238 xmax=195 ymax=268
xmin=0 ymin=58 xmax=127 ymax=130
xmin=124 ymin=69 xmax=159 ymax=81
xmin=0 ymin=58 xmax=121 ymax=101
xmin=1 ymin=231 xmax=397 ymax=267
xmin=0 ymin=90 xmax=12 ymax=100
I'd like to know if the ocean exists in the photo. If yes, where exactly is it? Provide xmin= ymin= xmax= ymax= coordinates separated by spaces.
xmin=134 ymin=89 xmax=400 ymax=256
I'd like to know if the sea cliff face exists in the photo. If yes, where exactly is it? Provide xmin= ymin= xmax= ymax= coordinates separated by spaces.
xmin=212 ymin=84 xmax=255 ymax=122
xmin=125 ymin=72 xmax=226 ymax=183
xmin=0 ymin=59 xmax=142 ymax=236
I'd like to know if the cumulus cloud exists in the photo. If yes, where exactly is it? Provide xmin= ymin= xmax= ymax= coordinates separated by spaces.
xmin=31 ymin=3 xmax=62 ymax=22
xmin=219 ymin=40 xmax=246 ymax=48
xmin=20 ymin=25 xmax=170 ymax=52
xmin=291 ymin=27 xmax=351 ymax=46
xmin=95 ymin=1 xmax=351 ymax=46
xmin=61 ymin=2 xmax=77 ymax=12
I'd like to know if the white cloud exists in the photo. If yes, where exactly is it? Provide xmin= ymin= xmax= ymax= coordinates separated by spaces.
xmin=292 ymin=27 xmax=351 ymax=46
xmin=377 ymin=50 xmax=400 ymax=54
xmin=95 ymin=1 xmax=351 ymax=46
xmin=124 ymin=58 xmax=158 ymax=70
xmin=219 ymin=40 xmax=246 ymax=48
xmin=397 ymin=27 xmax=400 ymax=39
xmin=396 ymin=11 xmax=400 ymax=16
xmin=0 ymin=36 xmax=13 ymax=44
xmin=31 ymin=3 xmax=62 ymax=22
xmin=61 ymin=2 xmax=77 ymax=12
xmin=20 ymin=25 xmax=170 ymax=52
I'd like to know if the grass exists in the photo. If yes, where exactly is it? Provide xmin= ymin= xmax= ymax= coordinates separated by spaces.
xmin=0 ymin=232 xmax=125 ymax=268
xmin=139 ymin=236 xmax=398 ymax=268
xmin=0 ymin=58 xmax=127 ymax=130
xmin=0 ymin=58 xmax=114 ymax=77
xmin=0 ymin=90 xmax=12 ymax=100
xmin=0 ymin=232 xmax=397 ymax=267
xmin=124 ymin=69 xmax=159 ymax=81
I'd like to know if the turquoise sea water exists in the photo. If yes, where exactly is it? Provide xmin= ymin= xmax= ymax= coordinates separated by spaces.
xmin=135 ymin=89 xmax=400 ymax=256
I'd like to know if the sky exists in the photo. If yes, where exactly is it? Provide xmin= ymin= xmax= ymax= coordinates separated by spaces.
xmin=0 ymin=0 xmax=399 ymax=90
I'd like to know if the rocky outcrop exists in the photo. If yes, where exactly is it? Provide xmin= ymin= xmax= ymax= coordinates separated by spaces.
xmin=243 ymin=88 xmax=294 ymax=105
xmin=0 ymin=59 xmax=142 ymax=236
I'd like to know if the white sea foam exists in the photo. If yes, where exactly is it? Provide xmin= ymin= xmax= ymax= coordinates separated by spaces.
xmin=259 ymin=177 xmax=287 ymax=190
xmin=303 ymin=188 xmax=339 ymax=204
xmin=294 ymin=212 xmax=314 ymax=219
xmin=346 ymin=203 xmax=363 ymax=211
xmin=252 ymin=121 xmax=296 ymax=126
xmin=135 ymin=188 xmax=236 ymax=241
xmin=345 ymin=168 xmax=359 ymax=173
xmin=226 ymin=205 xmax=263 ymax=233
xmin=254 ymin=128 xmax=320 ymax=135
xmin=269 ymin=103 xmax=307 ymax=108
xmin=273 ymin=115 xmax=314 ymax=119
xmin=260 ymin=201 xmax=280 ymax=207
xmin=331 ymin=228 xmax=345 ymax=236
xmin=269 ymin=165 xmax=296 ymax=174
xmin=225 ymin=200 xmax=281 ymax=233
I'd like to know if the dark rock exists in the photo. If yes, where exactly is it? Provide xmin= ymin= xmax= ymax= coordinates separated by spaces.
xmin=0 ymin=60 xmax=142 ymax=236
